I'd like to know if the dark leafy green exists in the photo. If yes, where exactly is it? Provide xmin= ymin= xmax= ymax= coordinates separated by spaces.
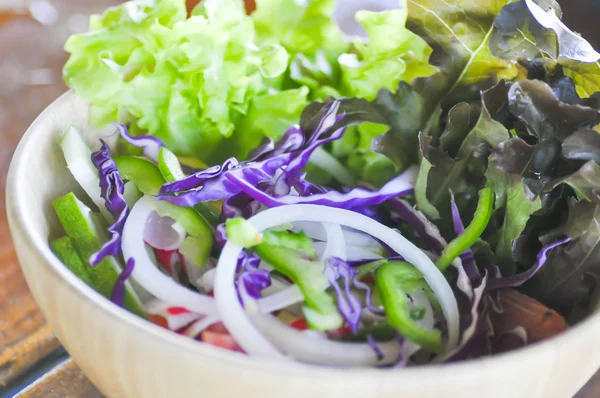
xmin=415 ymin=81 xmax=511 ymax=226
xmin=562 ymin=129 xmax=600 ymax=164
xmin=490 ymin=0 xmax=560 ymax=62
xmin=527 ymin=200 xmax=600 ymax=321
xmin=508 ymin=79 xmax=600 ymax=141
xmin=407 ymin=0 xmax=520 ymax=107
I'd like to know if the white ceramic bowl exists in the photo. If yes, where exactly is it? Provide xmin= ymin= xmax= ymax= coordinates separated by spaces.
xmin=7 ymin=91 xmax=600 ymax=398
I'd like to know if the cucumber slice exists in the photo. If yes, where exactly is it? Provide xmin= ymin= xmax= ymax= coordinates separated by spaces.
xmin=60 ymin=125 xmax=111 ymax=222
xmin=53 ymin=192 xmax=145 ymax=317
xmin=158 ymin=147 xmax=186 ymax=182
xmin=50 ymin=236 xmax=94 ymax=287
xmin=113 ymin=156 xmax=165 ymax=195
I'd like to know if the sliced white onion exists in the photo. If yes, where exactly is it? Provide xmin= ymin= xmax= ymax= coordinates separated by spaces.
xmin=214 ymin=205 xmax=460 ymax=360
xmin=252 ymin=313 xmax=401 ymax=366
xmin=310 ymin=147 xmax=356 ymax=187
xmin=314 ymin=242 xmax=383 ymax=262
xmin=294 ymin=221 xmax=384 ymax=253
xmin=145 ymin=299 xmax=203 ymax=330
xmin=123 ymin=196 xmax=218 ymax=316
xmin=452 ymin=257 xmax=473 ymax=300
xmin=202 ymin=268 xmax=217 ymax=293
xmin=185 ymin=257 xmax=214 ymax=294
xmin=258 ymin=285 xmax=304 ymax=314
xmin=183 ymin=315 xmax=221 ymax=338
xmin=320 ymin=222 xmax=346 ymax=261
xmin=143 ymin=211 xmax=186 ymax=251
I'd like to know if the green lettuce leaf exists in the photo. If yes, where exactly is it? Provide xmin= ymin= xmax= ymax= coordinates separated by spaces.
xmin=64 ymin=0 xmax=291 ymax=160
xmin=252 ymin=0 xmax=346 ymax=56
xmin=339 ymin=9 xmax=438 ymax=101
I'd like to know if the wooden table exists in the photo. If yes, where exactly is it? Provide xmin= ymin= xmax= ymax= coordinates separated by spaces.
xmin=0 ymin=1 xmax=599 ymax=397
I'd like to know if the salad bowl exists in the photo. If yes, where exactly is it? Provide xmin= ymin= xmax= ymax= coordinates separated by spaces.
xmin=7 ymin=90 xmax=600 ymax=398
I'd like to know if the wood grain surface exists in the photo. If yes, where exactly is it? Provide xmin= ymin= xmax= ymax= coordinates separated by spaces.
xmin=0 ymin=0 xmax=599 ymax=397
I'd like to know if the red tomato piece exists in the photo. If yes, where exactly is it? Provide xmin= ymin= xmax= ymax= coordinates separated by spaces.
xmin=289 ymin=317 xmax=309 ymax=331
xmin=148 ymin=314 xmax=169 ymax=329
xmin=166 ymin=306 xmax=191 ymax=316
xmin=153 ymin=248 xmax=178 ymax=275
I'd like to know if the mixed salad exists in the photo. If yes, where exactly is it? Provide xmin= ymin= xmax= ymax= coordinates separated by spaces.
xmin=51 ymin=0 xmax=600 ymax=366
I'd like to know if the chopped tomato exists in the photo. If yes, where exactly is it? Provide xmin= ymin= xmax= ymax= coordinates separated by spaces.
xmin=207 ymin=322 xmax=228 ymax=334
xmin=153 ymin=248 xmax=178 ymax=275
xmin=289 ymin=317 xmax=309 ymax=331
xmin=148 ymin=314 xmax=169 ymax=329
xmin=166 ymin=306 xmax=192 ymax=316
xmin=200 ymin=322 xmax=244 ymax=352
xmin=201 ymin=330 xmax=243 ymax=351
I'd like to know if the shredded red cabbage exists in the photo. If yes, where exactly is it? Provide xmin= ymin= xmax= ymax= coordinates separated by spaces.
xmin=110 ymin=257 xmax=135 ymax=306
xmin=112 ymin=123 xmax=165 ymax=163
xmin=224 ymin=167 xmax=415 ymax=210
xmin=388 ymin=198 xmax=446 ymax=254
xmin=366 ymin=335 xmax=384 ymax=361
xmin=89 ymin=141 xmax=129 ymax=265
xmin=486 ymin=237 xmax=571 ymax=291
xmin=324 ymin=257 xmax=363 ymax=333
xmin=235 ymin=253 xmax=271 ymax=305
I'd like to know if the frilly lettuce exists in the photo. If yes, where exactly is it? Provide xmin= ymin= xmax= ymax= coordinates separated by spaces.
xmin=64 ymin=0 xmax=291 ymax=160
xmin=252 ymin=0 xmax=346 ymax=56
xmin=339 ymin=8 xmax=438 ymax=101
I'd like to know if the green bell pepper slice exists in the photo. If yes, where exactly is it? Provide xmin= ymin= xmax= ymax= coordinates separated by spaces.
xmin=375 ymin=261 xmax=443 ymax=353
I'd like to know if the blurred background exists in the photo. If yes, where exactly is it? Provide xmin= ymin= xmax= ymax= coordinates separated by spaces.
xmin=0 ymin=0 xmax=599 ymax=396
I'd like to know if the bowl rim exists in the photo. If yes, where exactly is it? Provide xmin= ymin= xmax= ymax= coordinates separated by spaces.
xmin=7 ymin=90 xmax=600 ymax=385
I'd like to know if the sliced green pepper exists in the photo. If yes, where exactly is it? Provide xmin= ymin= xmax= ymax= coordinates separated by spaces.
xmin=256 ymin=243 xmax=343 ymax=331
xmin=436 ymin=187 xmax=494 ymax=272
xmin=375 ymin=261 xmax=443 ymax=353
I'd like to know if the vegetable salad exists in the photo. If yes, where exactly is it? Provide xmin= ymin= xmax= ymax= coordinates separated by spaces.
xmin=51 ymin=0 xmax=600 ymax=366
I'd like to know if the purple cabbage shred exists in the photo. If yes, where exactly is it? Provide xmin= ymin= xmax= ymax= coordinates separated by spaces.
xmin=486 ymin=237 xmax=571 ymax=291
xmin=366 ymin=335 xmax=384 ymax=361
xmin=110 ymin=257 xmax=135 ymax=306
xmin=323 ymin=257 xmax=366 ymax=333
xmin=235 ymin=253 xmax=271 ymax=305
xmin=112 ymin=123 xmax=165 ymax=163
xmin=89 ymin=141 xmax=129 ymax=266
